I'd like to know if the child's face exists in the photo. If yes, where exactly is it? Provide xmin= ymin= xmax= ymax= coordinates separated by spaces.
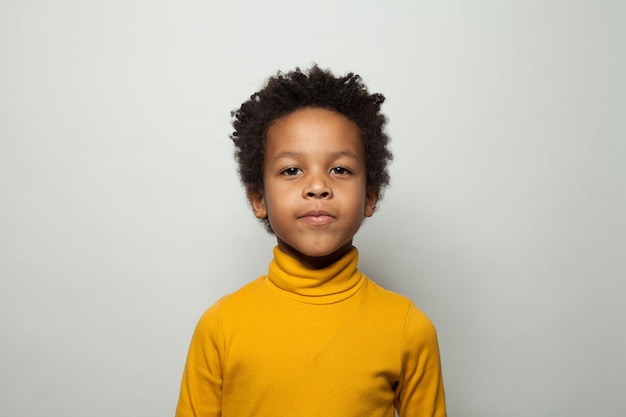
xmin=248 ymin=107 xmax=377 ymax=268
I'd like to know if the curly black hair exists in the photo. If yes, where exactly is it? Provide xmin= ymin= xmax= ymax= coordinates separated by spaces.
xmin=230 ymin=65 xmax=393 ymax=232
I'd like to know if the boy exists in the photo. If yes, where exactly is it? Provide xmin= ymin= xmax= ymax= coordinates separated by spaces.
xmin=175 ymin=65 xmax=446 ymax=417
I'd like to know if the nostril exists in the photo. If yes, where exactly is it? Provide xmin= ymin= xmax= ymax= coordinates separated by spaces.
xmin=304 ymin=187 xmax=331 ymax=199
xmin=306 ymin=191 xmax=329 ymax=198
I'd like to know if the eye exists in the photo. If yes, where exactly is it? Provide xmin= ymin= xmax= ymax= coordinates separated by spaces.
xmin=330 ymin=166 xmax=352 ymax=175
xmin=280 ymin=167 xmax=302 ymax=176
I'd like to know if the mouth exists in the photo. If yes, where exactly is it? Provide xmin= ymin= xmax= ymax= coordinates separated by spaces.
xmin=299 ymin=210 xmax=335 ymax=226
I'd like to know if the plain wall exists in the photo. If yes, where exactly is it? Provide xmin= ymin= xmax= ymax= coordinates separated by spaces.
xmin=1 ymin=1 xmax=624 ymax=416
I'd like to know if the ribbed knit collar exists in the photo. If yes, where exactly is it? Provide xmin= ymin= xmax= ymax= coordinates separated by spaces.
xmin=264 ymin=246 xmax=366 ymax=304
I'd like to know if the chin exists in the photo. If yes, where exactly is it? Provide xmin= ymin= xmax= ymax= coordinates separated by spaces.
xmin=300 ymin=243 xmax=351 ymax=259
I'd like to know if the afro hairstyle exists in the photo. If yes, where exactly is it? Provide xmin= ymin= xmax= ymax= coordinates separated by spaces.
xmin=230 ymin=65 xmax=393 ymax=233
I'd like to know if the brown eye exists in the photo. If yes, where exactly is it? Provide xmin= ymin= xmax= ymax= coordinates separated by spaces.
xmin=330 ymin=167 xmax=351 ymax=175
xmin=281 ymin=167 xmax=302 ymax=176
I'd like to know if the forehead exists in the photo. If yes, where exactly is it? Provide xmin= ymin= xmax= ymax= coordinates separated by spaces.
xmin=265 ymin=108 xmax=363 ymax=156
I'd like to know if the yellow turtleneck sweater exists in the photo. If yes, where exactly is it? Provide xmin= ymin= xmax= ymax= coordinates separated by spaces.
xmin=176 ymin=247 xmax=446 ymax=417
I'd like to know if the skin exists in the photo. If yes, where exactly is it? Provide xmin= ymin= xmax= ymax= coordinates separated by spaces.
xmin=248 ymin=107 xmax=378 ymax=270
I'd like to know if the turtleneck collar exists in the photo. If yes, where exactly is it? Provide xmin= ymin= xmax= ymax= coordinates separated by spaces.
xmin=263 ymin=246 xmax=366 ymax=304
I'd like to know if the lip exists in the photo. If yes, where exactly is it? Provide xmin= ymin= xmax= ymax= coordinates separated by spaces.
xmin=298 ymin=210 xmax=335 ymax=226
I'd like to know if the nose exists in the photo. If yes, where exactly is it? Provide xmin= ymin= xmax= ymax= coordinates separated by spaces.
xmin=303 ymin=172 xmax=332 ymax=199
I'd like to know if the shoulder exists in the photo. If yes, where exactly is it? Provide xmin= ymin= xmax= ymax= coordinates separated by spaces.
xmin=364 ymin=279 xmax=438 ymax=335
xmin=363 ymin=279 xmax=417 ymax=313
xmin=195 ymin=276 xmax=270 ymax=334
xmin=217 ymin=276 xmax=267 ymax=310
xmin=195 ymin=277 xmax=265 ymax=326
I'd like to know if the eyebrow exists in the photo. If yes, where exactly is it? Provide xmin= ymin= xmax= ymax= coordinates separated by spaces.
xmin=270 ymin=150 xmax=361 ymax=163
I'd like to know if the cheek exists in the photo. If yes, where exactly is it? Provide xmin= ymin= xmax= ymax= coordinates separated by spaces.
xmin=263 ymin=188 xmax=291 ymax=215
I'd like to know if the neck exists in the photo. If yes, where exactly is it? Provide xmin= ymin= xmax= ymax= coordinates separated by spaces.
xmin=276 ymin=239 xmax=354 ymax=270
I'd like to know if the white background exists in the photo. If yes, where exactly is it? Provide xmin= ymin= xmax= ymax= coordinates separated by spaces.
xmin=1 ymin=1 xmax=624 ymax=416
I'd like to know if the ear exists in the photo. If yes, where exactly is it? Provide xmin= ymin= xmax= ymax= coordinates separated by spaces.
xmin=247 ymin=190 xmax=268 ymax=219
xmin=364 ymin=190 xmax=379 ymax=218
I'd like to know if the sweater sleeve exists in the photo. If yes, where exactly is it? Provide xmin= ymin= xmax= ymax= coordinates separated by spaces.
xmin=395 ymin=304 xmax=447 ymax=417
xmin=175 ymin=302 xmax=225 ymax=417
